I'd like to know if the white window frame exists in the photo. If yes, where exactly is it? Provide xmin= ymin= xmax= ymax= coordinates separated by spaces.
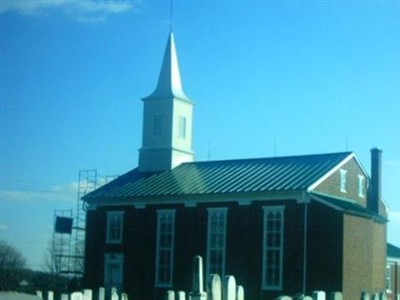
xmin=385 ymin=263 xmax=392 ymax=292
xmin=155 ymin=209 xmax=176 ymax=287
xmin=339 ymin=169 xmax=348 ymax=193
xmin=106 ymin=211 xmax=124 ymax=244
xmin=153 ymin=115 xmax=163 ymax=136
xmin=104 ymin=253 xmax=124 ymax=294
xmin=206 ymin=208 xmax=228 ymax=276
xmin=178 ymin=116 xmax=186 ymax=139
xmin=262 ymin=206 xmax=284 ymax=290
xmin=358 ymin=175 xmax=365 ymax=198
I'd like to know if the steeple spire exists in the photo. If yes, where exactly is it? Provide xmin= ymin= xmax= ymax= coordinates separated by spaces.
xmin=147 ymin=33 xmax=190 ymax=102
xmin=139 ymin=33 xmax=194 ymax=172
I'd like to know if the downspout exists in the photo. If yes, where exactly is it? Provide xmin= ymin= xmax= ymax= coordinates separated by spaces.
xmin=302 ymin=192 xmax=310 ymax=294
xmin=395 ymin=262 xmax=398 ymax=297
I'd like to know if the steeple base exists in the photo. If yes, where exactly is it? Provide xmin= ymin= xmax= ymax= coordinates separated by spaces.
xmin=139 ymin=147 xmax=194 ymax=172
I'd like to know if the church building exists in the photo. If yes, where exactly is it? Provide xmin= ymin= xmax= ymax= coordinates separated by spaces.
xmin=83 ymin=33 xmax=387 ymax=300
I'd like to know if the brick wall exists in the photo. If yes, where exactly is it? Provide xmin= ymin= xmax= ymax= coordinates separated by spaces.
xmin=342 ymin=214 xmax=386 ymax=299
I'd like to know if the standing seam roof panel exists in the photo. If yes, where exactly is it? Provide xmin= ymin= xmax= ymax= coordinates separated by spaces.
xmin=217 ymin=163 xmax=262 ymax=193
xmin=204 ymin=164 xmax=233 ymax=194
xmin=212 ymin=164 xmax=243 ymax=192
xmin=230 ymin=162 xmax=270 ymax=192
xmin=267 ymin=163 xmax=304 ymax=191
xmin=242 ymin=163 xmax=283 ymax=192
xmin=259 ymin=163 xmax=299 ymax=191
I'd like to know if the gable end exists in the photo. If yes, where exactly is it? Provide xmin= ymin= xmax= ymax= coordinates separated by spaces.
xmin=308 ymin=154 xmax=369 ymax=206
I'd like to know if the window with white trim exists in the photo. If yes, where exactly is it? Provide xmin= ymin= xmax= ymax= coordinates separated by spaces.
xmin=155 ymin=209 xmax=175 ymax=287
xmin=178 ymin=116 xmax=186 ymax=139
xmin=106 ymin=211 xmax=124 ymax=244
xmin=385 ymin=264 xmax=392 ymax=292
xmin=262 ymin=206 xmax=284 ymax=290
xmin=358 ymin=175 xmax=365 ymax=198
xmin=339 ymin=169 xmax=347 ymax=193
xmin=207 ymin=208 xmax=227 ymax=276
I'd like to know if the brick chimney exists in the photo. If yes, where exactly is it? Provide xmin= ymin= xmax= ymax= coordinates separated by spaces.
xmin=368 ymin=148 xmax=382 ymax=214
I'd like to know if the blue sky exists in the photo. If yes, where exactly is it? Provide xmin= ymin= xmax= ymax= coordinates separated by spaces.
xmin=1 ymin=0 xmax=399 ymax=270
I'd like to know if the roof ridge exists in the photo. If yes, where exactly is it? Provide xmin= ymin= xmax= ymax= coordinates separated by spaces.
xmin=180 ymin=151 xmax=353 ymax=166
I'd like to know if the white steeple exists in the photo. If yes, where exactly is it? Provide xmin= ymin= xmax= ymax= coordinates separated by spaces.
xmin=138 ymin=33 xmax=194 ymax=172
xmin=148 ymin=33 xmax=189 ymax=101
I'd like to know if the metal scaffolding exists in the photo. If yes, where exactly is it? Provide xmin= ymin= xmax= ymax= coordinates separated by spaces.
xmin=51 ymin=169 xmax=117 ymax=281
xmin=71 ymin=169 xmax=98 ymax=276
xmin=51 ymin=170 xmax=98 ymax=279
xmin=52 ymin=209 xmax=73 ymax=275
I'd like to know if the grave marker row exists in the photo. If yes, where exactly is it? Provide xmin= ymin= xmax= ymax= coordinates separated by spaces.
xmin=36 ymin=287 xmax=127 ymax=300
xmin=167 ymin=256 xmax=244 ymax=300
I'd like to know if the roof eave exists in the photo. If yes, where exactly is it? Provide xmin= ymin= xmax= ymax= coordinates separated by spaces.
xmin=85 ymin=189 xmax=307 ymax=209
xmin=311 ymin=192 xmax=387 ymax=223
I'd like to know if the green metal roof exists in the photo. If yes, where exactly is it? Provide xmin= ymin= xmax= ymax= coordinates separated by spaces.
xmin=310 ymin=192 xmax=387 ymax=223
xmin=84 ymin=151 xmax=352 ymax=202
xmin=387 ymin=243 xmax=400 ymax=258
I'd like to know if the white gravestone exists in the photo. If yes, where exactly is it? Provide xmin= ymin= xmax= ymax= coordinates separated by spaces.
xmin=312 ymin=291 xmax=326 ymax=300
xmin=222 ymin=276 xmax=236 ymax=300
xmin=236 ymin=285 xmax=244 ymax=300
xmin=208 ymin=274 xmax=222 ymax=300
